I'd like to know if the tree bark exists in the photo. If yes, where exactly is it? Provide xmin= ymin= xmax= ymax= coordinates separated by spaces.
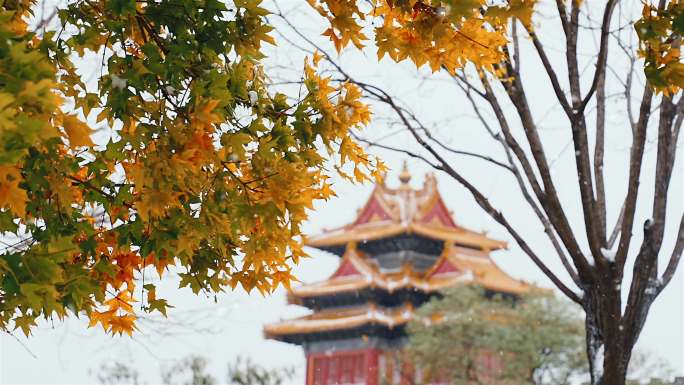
xmin=585 ymin=283 xmax=630 ymax=385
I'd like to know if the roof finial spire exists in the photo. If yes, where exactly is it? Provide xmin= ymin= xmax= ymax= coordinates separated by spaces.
xmin=399 ymin=160 xmax=411 ymax=185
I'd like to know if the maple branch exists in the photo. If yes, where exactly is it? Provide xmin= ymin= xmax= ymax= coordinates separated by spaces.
xmin=67 ymin=176 xmax=134 ymax=210
xmin=615 ymin=85 xmax=654 ymax=270
xmin=555 ymin=0 xmax=570 ymax=38
xmin=360 ymin=79 xmax=581 ymax=303
xmin=0 ymin=236 xmax=36 ymax=255
xmin=621 ymin=219 xmax=660 ymax=353
xmin=451 ymin=72 xmax=487 ymax=98
xmin=672 ymin=96 xmax=684 ymax=147
xmin=659 ymin=214 xmax=684 ymax=293
xmin=2 ymin=330 xmax=38 ymax=359
xmin=454 ymin=76 xmax=581 ymax=286
xmin=649 ymin=94 xmax=677 ymax=252
xmin=578 ymin=0 xmax=618 ymax=114
xmin=566 ymin=1 xmax=581 ymax=107
xmin=541 ymin=7 xmax=607 ymax=263
xmin=607 ymin=202 xmax=626 ymax=249
xmin=351 ymin=133 xmax=439 ymax=170
xmin=137 ymin=14 xmax=169 ymax=56
xmin=132 ymin=14 xmax=187 ymax=117
xmin=222 ymin=164 xmax=264 ymax=200
xmin=523 ymin=29 xmax=573 ymax=117
xmin=511 ymin=20 xmax=521 ymax=75
xmin=106 ymin=290 xmax=136 ymax=309
xmin=555 ymin=3 xmax=608 ymax=260
xmin=593 ymin=16 xmax=611 ymax=244
xmin=392 ymin=106 xmax=513 ymax=172
xmin=491 ymin=65 xmax=595 ymax=282
xmin=242 ymin=172 xmax=280 ymax=185
xmin=422 ymin=137 xmax=512 ymax=171
xmin=628 ymin=80 xmax=684 ymax=313
xmin=569 ymin=120 xmax=604 ymax=264
xmin=479 ymin=75 xmax=585 ymax=284
xmin=420 ymin=143 xmax=582 ymax=304
xmin=436 ymin=146 xmax=510 ymax=172
xmin=478 ymin=75 xmax=545 ymax=201
xmin=612 ymin=29 xmax=639 ymax=134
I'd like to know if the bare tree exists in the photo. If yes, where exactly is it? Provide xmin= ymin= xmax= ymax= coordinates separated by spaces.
xmin=271 ymin=1 xmax=684 ymax=385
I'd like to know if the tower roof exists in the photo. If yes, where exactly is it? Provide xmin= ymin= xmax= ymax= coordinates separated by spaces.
xmin=287 ymin=245 xmax=533 ymax=305
xmin=305 ymin=173 xmax=506 ymax=251
xmin=264 ymin=167 xmax=536 ymax=346
xmin=266 ymin=246 xmax=535 ymax=343
xmin=268 ymin=230 xmax=533 ymax=343
xmin=263 ymin=303 xmax=415 ymax=343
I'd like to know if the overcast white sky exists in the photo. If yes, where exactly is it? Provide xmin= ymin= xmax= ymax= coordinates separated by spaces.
xmin=1 ymin=0 xmax=683 ymax=384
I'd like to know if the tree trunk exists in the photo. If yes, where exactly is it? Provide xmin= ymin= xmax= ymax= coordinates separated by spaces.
xmin=585 ymin=285 xmax=629 ymax=385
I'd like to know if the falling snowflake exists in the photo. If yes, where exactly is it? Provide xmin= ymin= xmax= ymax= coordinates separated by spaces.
xmin=248 ymin=90 xmax=258 ymax=106
xmin=111 ymin=74 xmax=127 ymax=90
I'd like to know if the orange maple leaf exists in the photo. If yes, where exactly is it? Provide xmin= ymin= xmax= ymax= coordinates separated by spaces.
xmin=0 ymin=165 xmax=28 ymax=216
xmin=63 ymin=115 xmax=94 ymax=147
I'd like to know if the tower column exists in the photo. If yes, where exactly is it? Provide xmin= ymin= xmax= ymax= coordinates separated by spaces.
xmin=366 ymin=349 xmax=379 ymax=385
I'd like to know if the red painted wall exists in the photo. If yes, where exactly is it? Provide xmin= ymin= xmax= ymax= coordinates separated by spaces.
xmin=305 ymin=348 xmax=380 ymax=385
xmin=305 ymin=347 xmax=501 ymax=385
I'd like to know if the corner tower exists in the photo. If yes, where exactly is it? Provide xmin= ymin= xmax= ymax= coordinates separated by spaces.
xmin=264 ymin=166 xmax=531 ymax=385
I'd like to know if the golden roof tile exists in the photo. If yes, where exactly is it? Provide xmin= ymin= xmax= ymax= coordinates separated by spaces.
xmin=446 ymin=247 xmax=533 ymax=295
xmin=263 ymin=303 xmax=415 ymax=338
xmin=305 ymin=174 xmax=507 ymax=250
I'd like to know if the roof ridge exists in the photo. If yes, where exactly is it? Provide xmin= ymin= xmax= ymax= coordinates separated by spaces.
xmin=305 ymin=172 xmax=507 ymax=251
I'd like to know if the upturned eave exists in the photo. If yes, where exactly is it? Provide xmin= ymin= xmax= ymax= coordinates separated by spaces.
xmin=305 ymin=223 xmax=507 ymax=251
xmin=263 ymin=303 xmax=414 ymax=341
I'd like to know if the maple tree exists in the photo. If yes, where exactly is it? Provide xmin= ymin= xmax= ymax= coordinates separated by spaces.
xmin=636 ymin=1 xmax=684 ymax=92
xmin=2 ymin=1 xmax=682 ymax=384
xmin=292 ymin=1 xmax=684 ymax=385
xmin=0 ymin=0 xmax=384 ymax=338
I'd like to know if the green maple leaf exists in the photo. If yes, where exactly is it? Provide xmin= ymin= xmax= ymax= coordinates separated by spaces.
xmin=148 ymin=298 xmax=173 ymax=317
xmin=179 ymin=273 xmax=204 ymax=294
xmin=13 ymin=314 xmax=37 ymax=336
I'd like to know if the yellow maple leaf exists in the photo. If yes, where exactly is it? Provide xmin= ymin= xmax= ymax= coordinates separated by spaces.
xmin=175 ymin=232 xmax=200 ymax=259
xmin=312 ymin=50 xmax=324 ymax=66
xmin=108 ymin=314 xmax=137 ymax=337
xmin=0 ymin=165 xmax=27 ymax=216
xmin=270 ymin=269 xmax=298 ymax=291
xmin=136 ymin=188 xmax=179 ymax=221
xmin=63 ymin=115 xmax=94 ymax=147
xmin=190 ymin=99 xmax=222 ymax=131
xmin=87 ymin=309 xmax=117 ymax=331
xmin=104 ymin=290 xmax=136 ymax=313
